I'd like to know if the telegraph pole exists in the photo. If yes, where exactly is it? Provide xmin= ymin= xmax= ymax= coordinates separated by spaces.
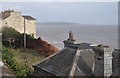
xmin=24 ymin=18 xmax=26 ymax=48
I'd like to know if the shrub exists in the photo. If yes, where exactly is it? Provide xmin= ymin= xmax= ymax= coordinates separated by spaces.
xmin=2 ymin=27 xmax=35 ymax=48
xmin=2 ymin=47 xmax=31 ymax=78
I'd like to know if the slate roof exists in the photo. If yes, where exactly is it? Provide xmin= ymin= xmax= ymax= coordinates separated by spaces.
xmin=0 ymin=13 xmax=10 ymax=19
xmin=23 ymin=16 xmax=36 ymax=20
xmin=0 ymin=11 xmax=36 ymax=20
xmin=34 ymin=43 xmax=94 ymax=77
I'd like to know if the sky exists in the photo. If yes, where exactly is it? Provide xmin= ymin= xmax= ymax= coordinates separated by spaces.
xmin=1 ymin=0 xmax=119 ymax=2
xmin=0 ymin=2 xmax=118 ymax=25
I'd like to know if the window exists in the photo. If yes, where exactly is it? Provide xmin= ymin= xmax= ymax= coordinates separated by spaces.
xmin=31 ymin=34 xmax=34 ymax=37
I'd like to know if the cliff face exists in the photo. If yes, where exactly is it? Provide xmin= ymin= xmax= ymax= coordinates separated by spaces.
xmin=30 ymin=37 xmax=58 ymax=56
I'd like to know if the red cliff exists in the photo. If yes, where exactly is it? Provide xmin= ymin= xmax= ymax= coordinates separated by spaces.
xmin=30 ymin=37 xmax=58 ymax=56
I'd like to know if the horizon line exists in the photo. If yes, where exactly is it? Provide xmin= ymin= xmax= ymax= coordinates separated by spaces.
xmin=37 ymin=21 xmax=118 ymax=26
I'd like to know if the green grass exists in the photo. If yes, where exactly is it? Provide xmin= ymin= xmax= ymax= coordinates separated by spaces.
xmin=2 ymin=46 xmax=45 ymax=77
xmin=11 ymin=48 xmax=45 ymax=67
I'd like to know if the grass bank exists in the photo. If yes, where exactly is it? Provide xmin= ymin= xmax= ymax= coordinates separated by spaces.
xmin=2 ymin=46 xmax=45 ymax=78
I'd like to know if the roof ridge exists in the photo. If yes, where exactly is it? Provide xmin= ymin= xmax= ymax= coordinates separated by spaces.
xmin=68 ymin=48 xmax=81 ymax=77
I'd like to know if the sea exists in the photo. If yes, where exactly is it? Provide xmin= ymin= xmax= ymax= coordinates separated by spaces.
xmin=36 ymin=24 xmax=118 ymax=50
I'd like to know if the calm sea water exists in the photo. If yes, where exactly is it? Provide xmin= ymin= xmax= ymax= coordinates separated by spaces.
xmin=36 ymin=24 xmax=118 ymax=49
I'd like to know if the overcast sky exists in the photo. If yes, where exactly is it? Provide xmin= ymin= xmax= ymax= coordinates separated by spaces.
xmin=1 ymin=2 xmax=118 ymax=25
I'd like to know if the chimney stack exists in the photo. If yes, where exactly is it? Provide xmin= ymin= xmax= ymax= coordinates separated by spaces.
xmin=93 ymin=45 xmax=112 ymax=77
xmin=63 ymin=31 xmax=76 ymax=47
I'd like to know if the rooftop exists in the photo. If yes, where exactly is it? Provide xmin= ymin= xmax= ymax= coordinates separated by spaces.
xmin=33 ymin=31 xmax=110 ymax=77
xmin=1 ymin=10 xmax=36 ymax=20
xmin=23 ymin=15 xmax=36 ymax=20
xmin=34 ymin=43 xmax=94 ymax=76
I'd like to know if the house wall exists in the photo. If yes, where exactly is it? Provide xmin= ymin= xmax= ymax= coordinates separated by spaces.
xmin=1 ymin=11 xmax=36 ymax=38
xmin=24 ymin=20 xmax=36 ymax=38
xmin=3 ymin=12 xmax=24 ymax=33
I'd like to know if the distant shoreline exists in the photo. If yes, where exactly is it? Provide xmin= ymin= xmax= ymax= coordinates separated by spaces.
xmin=37 ymin=22 xmax=118 ymax=27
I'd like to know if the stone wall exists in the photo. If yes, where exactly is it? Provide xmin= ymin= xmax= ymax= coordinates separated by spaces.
xmin=104 ymin=48 xmax=112 ymax=77
xmin=93 ymin=47 xmax=112 ymax=77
